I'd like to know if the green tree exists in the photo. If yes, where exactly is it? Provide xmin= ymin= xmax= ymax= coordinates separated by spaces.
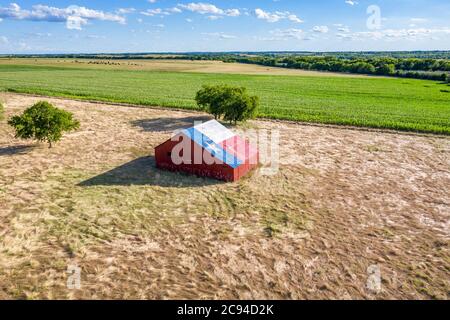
xmin=377 ymin=63 xmax=396 ymax=75
xmin=195 ymin=85 xmax=259 ymax=124
xmin=223 ymin=87 xmax=259 ymax=125
xmin=195 ymin=85 xmax=227 ymax=119
xmin=8 ymin=101 xmax=80 ymax=148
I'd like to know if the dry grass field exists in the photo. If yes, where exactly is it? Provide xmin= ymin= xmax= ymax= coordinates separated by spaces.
xmin=0 ymin=93 xmax=448 ymax=299
xmin=0 ymin=58 xmax=377 ymax=77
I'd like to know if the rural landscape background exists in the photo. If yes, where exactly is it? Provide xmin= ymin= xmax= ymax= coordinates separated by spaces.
xmin=0 ymin=0 xmax=449 ymax=300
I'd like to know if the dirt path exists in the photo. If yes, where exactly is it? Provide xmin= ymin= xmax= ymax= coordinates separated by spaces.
xmin=0 ymin=93 xmax=448 ymax=299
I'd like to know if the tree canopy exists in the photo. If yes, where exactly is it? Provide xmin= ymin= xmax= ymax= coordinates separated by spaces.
xmin=195 ymin=85 xmax=259 ymax=124
xmin=8 ymin=101 xmax=80 ymax=148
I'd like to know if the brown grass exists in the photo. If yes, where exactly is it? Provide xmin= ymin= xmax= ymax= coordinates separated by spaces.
xmin=0 ymin=93 xmax=448 ymax=299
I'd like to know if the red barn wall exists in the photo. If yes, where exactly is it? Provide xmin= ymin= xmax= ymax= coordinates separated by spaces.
xmin=155 ymin=133 xmax=259 ymax=182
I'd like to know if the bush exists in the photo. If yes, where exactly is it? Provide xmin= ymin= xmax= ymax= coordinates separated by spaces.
xmin=8 ymin=101 xmax=80 ymax=148
xmin=0 ymin=102 xmax=3 ymax=121
xmin=195 ymin=85 xmax=259 ymax=124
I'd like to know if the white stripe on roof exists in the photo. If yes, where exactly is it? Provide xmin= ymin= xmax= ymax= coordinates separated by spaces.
xmin=194 ymin=120 xmax=236 ymax=144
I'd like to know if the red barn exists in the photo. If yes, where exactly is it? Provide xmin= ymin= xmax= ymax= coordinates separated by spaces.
xmin=155 ymin=120 xmax=259 ymax=182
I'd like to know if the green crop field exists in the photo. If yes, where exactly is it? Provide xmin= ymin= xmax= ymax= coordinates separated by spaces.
xmin=0 ymin=63 xmax=449 ymax=134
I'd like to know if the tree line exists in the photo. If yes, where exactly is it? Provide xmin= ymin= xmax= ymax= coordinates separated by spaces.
xmin=224 ymin=55 xmax=450 ymax=82
xmin=4 ymin=52 xmax=449 ymax=82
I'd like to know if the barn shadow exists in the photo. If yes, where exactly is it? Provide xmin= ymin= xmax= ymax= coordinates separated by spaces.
xmin=131 ymin=116 xmax=212 ymax=133
xmin=78 ymin=156 xmax=223 ymax=188
xmin=0 ymin=145 xmax=34 ymax=157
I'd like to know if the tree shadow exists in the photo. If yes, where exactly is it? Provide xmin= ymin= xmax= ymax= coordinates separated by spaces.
xmin=78 ymin=156 xmax=223 ymax=188
xmin=131 ymin=116 xmax=213 ymax=133
xmin=0 ymin=145 xmax=34 ymax=156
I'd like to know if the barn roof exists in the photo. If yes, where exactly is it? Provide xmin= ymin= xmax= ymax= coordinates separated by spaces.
xmin=178 ymin=120 xmax=256 ymax=169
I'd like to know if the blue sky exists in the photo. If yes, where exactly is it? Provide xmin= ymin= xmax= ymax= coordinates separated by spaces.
xmin=0 ymin=0 xmax=449 ymax=53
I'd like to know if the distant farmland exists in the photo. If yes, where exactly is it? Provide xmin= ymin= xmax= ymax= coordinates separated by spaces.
xmin=0 ymin=61 xmax=449 ymax=134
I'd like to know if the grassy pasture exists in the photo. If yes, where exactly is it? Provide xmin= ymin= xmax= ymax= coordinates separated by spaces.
xmin=0 ymin=61 xmax=449 ymax=134
xmin=1 ymin=94 xmax=448 ymax=299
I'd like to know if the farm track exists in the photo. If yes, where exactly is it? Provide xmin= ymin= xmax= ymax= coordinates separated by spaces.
xmin=0 ymin=93 xmax=449 ymax=299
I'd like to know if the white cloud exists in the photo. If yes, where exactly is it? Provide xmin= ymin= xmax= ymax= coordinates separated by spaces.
xmin=313 ymin=25 xmax=329 ymax=33
xmin=180 ymin=3 xmax=223 ymax=15
xmin=202 ymin=32 xmax=237 ymax=39
xmin=345 ymin=1 xmax=359 ymax=6
xmin=117 ymin=8 xmax=135 ymax=15
xmin=0 ymin=36 xmax=8 ymax=44
xmin=260 ymin=28 xmax=304 ymax=41
xmin=337 ymin=27 xmax=450 ymax=41
xmin=179 ymin=3 xmax=240 ymax=17
xmin=254 ymin=8 xmax=281 ymax=23
xmin=254 ymin=9 xmax=303 ymax=23
xmin=288 ymin=14 xmax=303 ymax=23
xmin=225 ymin=9 xmax=240 ymax=17
xmin=66 ymin=16 xmax=88 ymax=30
xmin=0 ymin=3 xmax=126 ymax=30
xmin=141 ymin=8 xmax=165 ymax=16
xmin=207 ymin=15 xmax=222 ymax=21
xmin=169 ymin=7 xmax=182 ymax=14
xmin=141 ymin=7 xmax=182 ymax=17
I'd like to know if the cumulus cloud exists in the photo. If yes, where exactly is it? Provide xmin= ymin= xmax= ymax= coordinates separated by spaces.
xmin=0 ymin=3 xmax=125 ymax=30
xmin=225 ymin=9 xmax=241 ymax=17
xmin=141 ymin=8 xmax=166 ymax=16
xmin=66 ymin=16 xmax=88 ymax=30
xmin=345 ymin=1 xmax=358 ymax=6
xmin=140 ymin=6 xmax=183 ymax=17
xmin=313 ymin=26 xmax=329 ymax=33
xmin=179 ymin=2 xmax=240 ymax=17
xmin=180 ymin=3 xmax=223 ymax=15
xmin=254 ymin=9 xmax=303 ymax=23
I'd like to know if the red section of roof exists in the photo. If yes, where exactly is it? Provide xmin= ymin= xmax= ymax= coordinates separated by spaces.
xmin=219 ymin=136 xmax=258 ymax=165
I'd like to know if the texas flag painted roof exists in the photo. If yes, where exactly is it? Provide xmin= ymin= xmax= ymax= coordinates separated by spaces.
xmin=181 ymin=120 xmax=257 ymax=169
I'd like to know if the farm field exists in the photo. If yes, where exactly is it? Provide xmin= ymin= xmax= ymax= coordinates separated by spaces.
xmin=0 ymin=58 xmax=377 ymax=76
xmin=0 ymin=93 xmax=449 ymax=299
xmin=0 ymin=60 xmax=449 ymax=134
